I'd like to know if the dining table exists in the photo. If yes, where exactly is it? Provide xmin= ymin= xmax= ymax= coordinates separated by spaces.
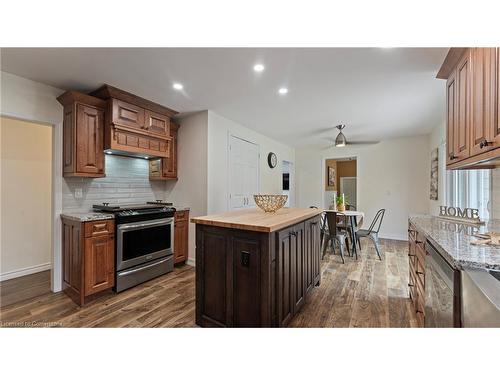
xmin=323 ymin=209 xmax=365 ymax=257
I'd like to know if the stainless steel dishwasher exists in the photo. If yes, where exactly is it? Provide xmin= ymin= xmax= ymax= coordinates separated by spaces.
xmin=461 ymin=268 xmax=500 ymax=327
xmin=425 ymin=241 xmax=461 ymax=327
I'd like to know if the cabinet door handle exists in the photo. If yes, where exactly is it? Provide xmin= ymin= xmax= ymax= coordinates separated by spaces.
xmin=408 ymin=253 xmax=415 ymax=257
xmin=416 ymin=271 xmax=424 ymax=275
xmin=408 ymin=283 xmax=414 ymax=287
xmin=480 ymin=140 xmax=493 ymax=149
xmin=449 ymin=153 xmax=458 ymax=160
xmin=415 ymin=240 xmax=423 ymax=244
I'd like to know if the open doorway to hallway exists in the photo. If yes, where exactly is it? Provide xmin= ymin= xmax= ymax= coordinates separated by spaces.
xmin=0 ymin=116 xmax=53 ymax=307
xmin=324 ymin=157 xmax=357 ymax=209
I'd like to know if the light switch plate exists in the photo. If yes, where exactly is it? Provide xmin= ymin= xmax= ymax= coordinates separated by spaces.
xmin=74 ymin=188 xmax=83 ymax=199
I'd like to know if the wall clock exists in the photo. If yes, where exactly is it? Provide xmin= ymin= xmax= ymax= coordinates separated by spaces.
xmin=267 ymin=152 xmax=277 ymax=169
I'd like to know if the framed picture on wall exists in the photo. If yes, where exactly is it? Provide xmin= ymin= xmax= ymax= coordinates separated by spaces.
xmin=328 ymin=166 xmax=336 ymax=188
xmin=430 ymin=147 xmax=438 ymax=200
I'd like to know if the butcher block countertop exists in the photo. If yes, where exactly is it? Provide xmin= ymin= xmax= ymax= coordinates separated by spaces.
xmin=191 ymin=207 xmax=322 ymax=233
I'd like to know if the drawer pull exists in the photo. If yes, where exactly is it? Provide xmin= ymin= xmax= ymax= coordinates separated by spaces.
xmin=408 ymin=253 xmax=415 ymax=257
xmin=408 ymin=283 xmax=414 ymax=287
xmin=416 ymin=271 xmax=424 ymax=275
xmin=415 ymin=240 xmax=423 ymax=244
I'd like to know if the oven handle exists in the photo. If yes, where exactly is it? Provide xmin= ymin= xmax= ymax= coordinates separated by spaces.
xmin=118 ymin=218 xmax=173 ymax=231
xmin=117 ymin=257 xmax=170 ymax=277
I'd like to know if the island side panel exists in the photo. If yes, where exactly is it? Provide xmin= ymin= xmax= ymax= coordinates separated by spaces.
xmin=195 ymin=224 xmax=273 ymax=327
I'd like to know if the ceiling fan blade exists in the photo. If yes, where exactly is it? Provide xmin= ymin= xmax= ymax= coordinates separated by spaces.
xmin=346 ymin=140 xmax=380 ymax=145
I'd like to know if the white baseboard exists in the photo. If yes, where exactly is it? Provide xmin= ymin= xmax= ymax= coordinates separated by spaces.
xmin=186 ymin=258 xmax=196 ymax=267
xmin=379 ymin=233 xmax=408 ymax=242
xmin=0 ymin=262 xmax=51 ymax=282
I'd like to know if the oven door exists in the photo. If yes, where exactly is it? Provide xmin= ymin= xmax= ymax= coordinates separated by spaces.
xmin=117 ymin=218 xmax=174 ymax=271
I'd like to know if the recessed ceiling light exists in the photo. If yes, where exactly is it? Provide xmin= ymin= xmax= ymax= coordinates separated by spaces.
xmin=278 ymin=87 xmax=288 ymax=95
xmin=173 ymin=83 xmax=183 ymax=90
xmin=253 ymin=64 xmax=265 ymax=72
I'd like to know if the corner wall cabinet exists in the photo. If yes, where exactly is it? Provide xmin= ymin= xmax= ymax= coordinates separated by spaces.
xmin=62 ymin=218 xmax=115 ymax=306
xmin=57 ymin=92 xmax=107 ymax=177
xmin=438 ymin=48 xmax=500 ymax=169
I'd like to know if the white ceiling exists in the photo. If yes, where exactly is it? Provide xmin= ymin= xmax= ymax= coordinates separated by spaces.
xmin=0 ymin=48 xmax=448 ymax=147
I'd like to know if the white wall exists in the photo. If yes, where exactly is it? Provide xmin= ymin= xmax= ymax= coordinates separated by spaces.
xmin=0 ymin=71 xmax=63 ymax=290
xmin=296 ymin=135 xmax=430 ymax=240
xmin=1 ymin=117 xmax=53 ymax=281
xmin=165 ymin=111 xmax=208 ymax=264
xmin=207 ymin=110 xmax=295 ymax=214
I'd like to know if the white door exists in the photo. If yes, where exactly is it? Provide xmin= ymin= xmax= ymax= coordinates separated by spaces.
xmin=229 ymin=135 xmax=259 ymax=210
xmin=340 ymin=177 xmax=357 ymax=208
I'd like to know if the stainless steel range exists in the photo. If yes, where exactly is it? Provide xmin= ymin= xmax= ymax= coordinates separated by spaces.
xmin=93 ymin=203 xmax=175 ymax=292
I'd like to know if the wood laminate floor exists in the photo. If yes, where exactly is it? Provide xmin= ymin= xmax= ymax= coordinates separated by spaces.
xmin=0 ymin=239 xmax=416 ymax=328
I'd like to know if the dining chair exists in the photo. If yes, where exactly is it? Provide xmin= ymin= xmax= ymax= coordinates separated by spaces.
xmin=355 ymin=209 xmax=386 ymax=260
xmin=322 ymin=211 xmax=350 ymax=263
xmin=336 ymin=204 xmax=360 ymax=256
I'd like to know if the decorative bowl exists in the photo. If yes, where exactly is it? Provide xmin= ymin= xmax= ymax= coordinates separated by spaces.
xmin=253 ymin=194 xmax=288 ymax=213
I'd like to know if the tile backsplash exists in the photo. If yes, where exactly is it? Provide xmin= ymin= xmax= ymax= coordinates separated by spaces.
xmin=63 ymin=155 xmax=166 ymax=212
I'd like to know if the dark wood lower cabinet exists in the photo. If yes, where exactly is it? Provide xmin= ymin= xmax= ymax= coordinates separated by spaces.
xmin=174 ymin=210 xmax=189 ymax=265
xmin=195 ymin=215 xmax=321 ymax=327
xmin=62 ymin=218 xmax=115 ymax=306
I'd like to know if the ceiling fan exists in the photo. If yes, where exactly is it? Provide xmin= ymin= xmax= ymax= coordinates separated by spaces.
xmin=329 ymin=124 xmax=379 ymax=148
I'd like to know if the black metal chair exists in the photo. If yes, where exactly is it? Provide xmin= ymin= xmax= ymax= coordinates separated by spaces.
xmin=337 ymin=204 xmax=361 ymax=256
xmin=355 ymin=209 xmax=386 ymax=260
xmin=322 ymin=211 xmax=350 ymax=263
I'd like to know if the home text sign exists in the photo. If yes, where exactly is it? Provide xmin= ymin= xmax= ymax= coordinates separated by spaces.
xmin=439 ymin=206 xmax=484 ymax=224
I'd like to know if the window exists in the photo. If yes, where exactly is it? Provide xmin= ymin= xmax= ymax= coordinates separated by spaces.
xmin=445 ymin=169 xmax=491 ymax=220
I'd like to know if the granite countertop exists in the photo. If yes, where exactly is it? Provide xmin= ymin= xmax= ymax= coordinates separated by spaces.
xmin=61 ymin=212 xmax=115 ymax=222
xmin=191 ymin=207 xmax=321 ymax=233
xmin=409 ymin=214 xmax=500 ymax=271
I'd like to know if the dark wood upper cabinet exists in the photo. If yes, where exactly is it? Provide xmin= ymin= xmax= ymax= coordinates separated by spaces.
xmin=454 ymin=50 xmax=471 ymax=162
xmin=149 ymin=123 xmax=178 ymax=180
xmin=470 ymin=48 xmax=497 ymax=156
xmin=439 ymin=48 xmax=500 ymax=169
xmin=496 ymin=48 xmax=500 ymax=147
xmin=111 ymin=99 xmax=145 ymax=131
xmin=145 ymin=110 xmax=170 ymax=136
xmin=57 ymin=91 xmax=106 ymax=178
xmin=446 ymin=70 xmax=457 ymax=165
xmin=90 ymin=84 xmax=178 ymax=159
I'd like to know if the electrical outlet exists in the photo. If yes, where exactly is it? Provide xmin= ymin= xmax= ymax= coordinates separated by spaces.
xmin=241 ymin=251 xmax=250 ymax=267
xmin=74 ymin=188 xmax=83 ymax=199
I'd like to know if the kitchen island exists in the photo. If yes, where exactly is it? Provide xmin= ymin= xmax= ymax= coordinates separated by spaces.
xmin=191 ymin=207 xmax=322 ymax=327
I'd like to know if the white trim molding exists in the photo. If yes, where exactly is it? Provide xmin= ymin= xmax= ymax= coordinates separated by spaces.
xmin=0 ymin=263 xmax=52 ymax=282
xmin=186 ymin=258 xmax=196 ymax=267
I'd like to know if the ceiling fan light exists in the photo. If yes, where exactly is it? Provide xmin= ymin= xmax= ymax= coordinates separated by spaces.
xmin=335 ymin=132 xmax=347 ymax=147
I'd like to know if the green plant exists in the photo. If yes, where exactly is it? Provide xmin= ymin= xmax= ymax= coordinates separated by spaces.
xmin=336 ymin=195 xmax=344 ymax=206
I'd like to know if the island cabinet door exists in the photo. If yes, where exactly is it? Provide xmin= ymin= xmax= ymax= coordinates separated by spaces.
xmin=292 ymin=223 xmax=306 ymax=313
xmin=277 ymin=229 xmax=295 ymax=327
xmin=304 ymin=216 xmax=321 ymax=293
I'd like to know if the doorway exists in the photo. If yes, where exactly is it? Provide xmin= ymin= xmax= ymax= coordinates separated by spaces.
xmin=324 ymin=157 xmax=357 ymax=209
xmin=228 ymin=134 xmax=259 ymax=210
xmin=0 ymin=116 xmax=53 ymax=305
